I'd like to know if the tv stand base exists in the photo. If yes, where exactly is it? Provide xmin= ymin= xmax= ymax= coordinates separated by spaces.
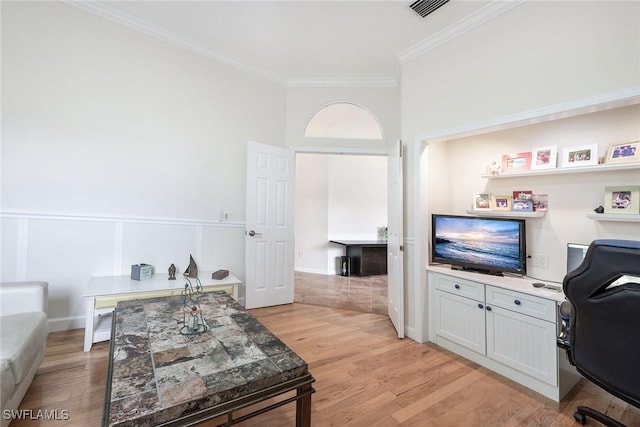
xmin=451 ymin=265 xmax=504 ymax=277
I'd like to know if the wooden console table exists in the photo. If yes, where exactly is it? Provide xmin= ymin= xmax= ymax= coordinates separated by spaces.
xmin=83 ymin=272 xmax=241 ymax=351
xmin=330 ymin=240 xmax=388 ymax=276
xmin=103 ymin=292 xmax=314 ymax=426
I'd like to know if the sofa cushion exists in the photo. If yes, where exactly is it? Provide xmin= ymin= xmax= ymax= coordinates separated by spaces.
xmin=0 ymin=359 xmax=15 ymax=410
xmin=0 ymin=312 xmax=48 ymax=383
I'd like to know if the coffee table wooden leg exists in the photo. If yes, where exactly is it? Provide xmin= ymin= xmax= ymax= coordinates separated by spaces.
xmin=296 ymin=383 xmax=313 ymax=427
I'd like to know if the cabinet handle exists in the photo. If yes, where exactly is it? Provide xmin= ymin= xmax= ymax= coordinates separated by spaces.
xmin=486 ymin=306 xmax=492 ymax=311
xmin=454 ymin=284 xmax=460 ymax=289
xmin=514 ymin=299 xmax=521 ymax=305
xmin=478 ymin=303 xmax=484 ymax=309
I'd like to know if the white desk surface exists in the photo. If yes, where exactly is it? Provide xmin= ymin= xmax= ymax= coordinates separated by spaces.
xmin=427 ymin=265 xmax=567 ymax=303
xmin=84 ymin=272 xmax=241 ymax=297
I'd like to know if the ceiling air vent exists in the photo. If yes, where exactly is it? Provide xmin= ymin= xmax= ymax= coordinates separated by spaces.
xmin=409 ymin=0 xmax=450 ymax=18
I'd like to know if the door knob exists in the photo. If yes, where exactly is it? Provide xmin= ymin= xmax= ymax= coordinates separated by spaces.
xmin=247 ymin=230 xmax=262 ymax=237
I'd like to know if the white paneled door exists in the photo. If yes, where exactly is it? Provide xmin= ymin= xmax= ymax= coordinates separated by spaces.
xmin=387 ymin=140 xmax=404 ymax=338
xmin=245 ymin=141 xmax=294 ymax=309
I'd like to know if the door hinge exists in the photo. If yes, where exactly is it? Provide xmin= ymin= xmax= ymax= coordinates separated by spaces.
xmin=400 ymin=245 xmax=404 ymax=251
xmin=398 ymin=140 xmax=403 ymax=157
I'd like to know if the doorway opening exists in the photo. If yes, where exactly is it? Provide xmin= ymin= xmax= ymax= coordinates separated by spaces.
xmin=293 ymin=151 xmax=388 ymax=315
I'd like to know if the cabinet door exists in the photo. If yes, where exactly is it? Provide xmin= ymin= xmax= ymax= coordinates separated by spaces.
xmin=433 ymin=289 xmax=486 ymax=355
xmin=486 ymin=305 xmax=558 ymax=386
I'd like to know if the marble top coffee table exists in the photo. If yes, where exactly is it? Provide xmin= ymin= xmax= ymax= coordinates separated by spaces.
xmin=103 ymin=291 xmax=314 ymax=426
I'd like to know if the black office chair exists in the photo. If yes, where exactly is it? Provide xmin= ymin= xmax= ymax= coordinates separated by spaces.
xmin=557 ymin=239 xmax=640 ymax=426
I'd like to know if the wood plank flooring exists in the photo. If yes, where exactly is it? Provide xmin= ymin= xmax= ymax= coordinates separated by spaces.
xmin=11 ymin=303 xmax=640 ymax=426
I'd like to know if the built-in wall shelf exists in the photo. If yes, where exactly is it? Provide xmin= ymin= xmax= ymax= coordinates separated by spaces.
xmin=465 ymin=210 xmax=546 ymax=218
xmin=481 ymin=162 xmax=639 ymax=179
xmin=586 ymin=213 xmax=640 ymax=222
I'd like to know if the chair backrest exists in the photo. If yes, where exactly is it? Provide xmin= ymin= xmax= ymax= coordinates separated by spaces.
xmin=563 ymin=239 xmax=640 ymax=407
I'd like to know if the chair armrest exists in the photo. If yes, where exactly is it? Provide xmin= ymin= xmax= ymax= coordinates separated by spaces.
xmin=0 ymin=281 xmax=48 ymax=316
xmin=556 ymin=300 xmax=572 ymax=350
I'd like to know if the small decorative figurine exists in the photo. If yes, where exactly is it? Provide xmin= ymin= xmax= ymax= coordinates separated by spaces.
xmin=594 ymin=205 xmax=604 ymax=214
xmin=183 ymin=254 xmax=198 ymax=278
xmin=178 ymin=278 xmax=208 ymax=335
xmin=168 ymin=263 xmax=176 ymax=280
xmin=487 ymin=161 xmax=501 ymax=176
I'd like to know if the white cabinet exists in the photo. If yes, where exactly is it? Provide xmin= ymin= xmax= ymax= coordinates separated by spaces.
xmin=428 ymin=268 xmax=581 ymax=402
xmin=433 ymin=289 xmax=486 ymax=355
xmin=486 ymin=304 xmax=557 ymax=387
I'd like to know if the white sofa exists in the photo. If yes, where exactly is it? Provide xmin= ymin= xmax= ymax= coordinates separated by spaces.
xmin=0 ymin=282 xmax=49 ymax=427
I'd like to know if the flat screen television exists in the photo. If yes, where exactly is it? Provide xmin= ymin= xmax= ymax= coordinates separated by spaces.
xmin=431 ymin=214 xmax=527 ymax=276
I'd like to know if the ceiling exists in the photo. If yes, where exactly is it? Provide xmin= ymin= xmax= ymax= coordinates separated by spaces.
xmin=69 ymin=0 xmax=519 ymax=86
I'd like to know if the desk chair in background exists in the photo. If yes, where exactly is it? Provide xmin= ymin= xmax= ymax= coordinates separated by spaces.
xmin=558 ymin=239 xmax=640 ymax=426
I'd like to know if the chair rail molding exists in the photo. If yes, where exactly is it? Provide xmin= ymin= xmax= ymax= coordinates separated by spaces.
xmin=0 ymin=209 xmax=246 ymax=228
xmin=1 ymin=209 xmax=247 ymax=333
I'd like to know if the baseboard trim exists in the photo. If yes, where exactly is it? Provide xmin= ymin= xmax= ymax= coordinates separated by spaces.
xmin=294 ymin=267 xmax=334 ymax=276
xmin=48 ymin=316 xmax=85 ymax=333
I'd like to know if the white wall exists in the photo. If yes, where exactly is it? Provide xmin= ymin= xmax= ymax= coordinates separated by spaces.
xmin=401 ymin=0 xmax=640 ymax=342
xmin=1 ymin=1 xmax=286 ymax=328
xmin=2 ymin=2 xmax=286 ymax=220
xmin=294 ymin=154 xmax=329 ymax=274
xmin=402 ymin=1 xmax=640 ymax=140
xmin=294 ymin=154 xmax=387 ymax=275
xmin=327 ymin=155 xmax=387 ymax=241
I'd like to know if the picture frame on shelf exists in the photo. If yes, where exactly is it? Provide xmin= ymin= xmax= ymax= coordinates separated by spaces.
xmin=501 ymin=152 xmax=532 ymax=173
xmin=604 ymin=140 xmax=639 ymax=165
xmin=491 ymin=195 xmax=512 ymax=211
xmin=531 ymin=146 xmax=557 ymax=170
xmin=532 ymin=194 xmax=548 ymax=211
xmin=511 ymin=199 xmax=534 ymax=212
xmin=604 ymin=186 xmax=640 ymax=215
xmin=472 ymin=193 xmax=491 ymax=211
xmin=512 ymin=190 xmax=532 ymax=200
xmin=561 ymin=143 xmax=598 ymax=168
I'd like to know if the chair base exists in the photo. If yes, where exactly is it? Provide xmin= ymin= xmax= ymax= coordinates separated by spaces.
xmin=574 ymin=406 xmax=626 ymax=427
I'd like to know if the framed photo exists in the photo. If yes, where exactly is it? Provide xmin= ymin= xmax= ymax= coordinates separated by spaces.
xmin=472 ymin=193 xmax=491 ymax=211
xmin=491 ymin=195 xmax=512 ymax=211
xmin=562 ymin=144 xmax=598 ymax=168
xmin=604 ymin=186 xmax=640 ymax=214
xmin=531 ymin=146 xmax=557 ymax=170
xmin=501 ymin=152 xmax=532 ymax=173
xmin=512 ymin=190 xmax=532 ymax=200
xmin=604 ymin=140 xmax=639 ymax=165
xmin=511 ymin=199 xmax=534 ymax=212
xmin=532 ymin=194 xmax=548 ymax=211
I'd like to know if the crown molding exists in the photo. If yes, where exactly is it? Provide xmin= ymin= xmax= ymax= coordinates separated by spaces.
xmin=286 ymin=77 xmax=398 ymax=88
xmin=65 ymin=0 xmax=523 ymax=88
xmin=64 ymin=0 xmax=287 ymax=86
xmin=397 ymin=0 xmax=526 ymax=64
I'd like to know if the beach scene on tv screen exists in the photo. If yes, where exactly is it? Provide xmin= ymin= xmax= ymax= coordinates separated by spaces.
xmin=434 ymin=217 xmax=521 ymax=270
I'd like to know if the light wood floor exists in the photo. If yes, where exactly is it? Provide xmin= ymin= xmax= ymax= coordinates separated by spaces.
xmin=12 ymin=303 xmax=640 ymax=426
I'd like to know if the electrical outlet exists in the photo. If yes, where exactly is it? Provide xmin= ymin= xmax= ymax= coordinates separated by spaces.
xmin=298 ymin=251 xmax=304 ymax=258
xmin=529 ymin=254 xmax=549 ymax=268
xmin=223 ymin=211 xmax=233 ymax=221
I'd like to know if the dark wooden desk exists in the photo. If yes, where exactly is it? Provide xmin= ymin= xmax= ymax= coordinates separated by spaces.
xmin=330 ymin=240 xmax=388 ymax=276
xmin=103 ymin=291 xmax=314 ymax=426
